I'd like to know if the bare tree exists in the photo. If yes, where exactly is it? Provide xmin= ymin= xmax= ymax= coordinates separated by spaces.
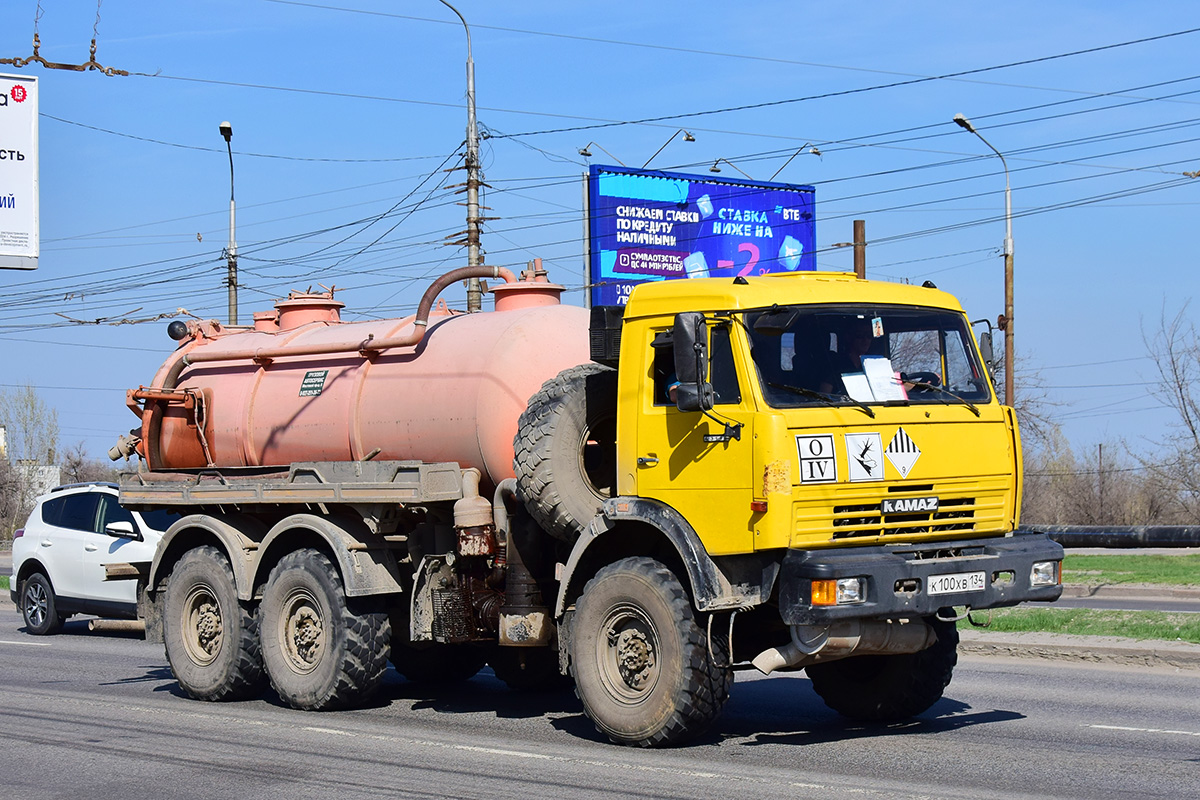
xmin=0 ymin=383 xmax=60 ymax=464
xmin=1142 ymin=304 xmax=1200 ymax=521
xmin=0 ymin=384 xmax=61 ymax=541
xmin=61 ymin=441 xmax=119 ymax=485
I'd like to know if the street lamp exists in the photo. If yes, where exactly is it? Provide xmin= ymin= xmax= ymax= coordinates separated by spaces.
xmin=709 ymin=158 xmax=754 ymax=180
xmin=641 ymin=129 xmax=695 ymax=169
xmin=954 ymin=113 xmax=1014 ymax=405
xmin=578 ymin=142 xmax=626 ymax=166
xmin=219 ymin=121 xmax=237 ymax=326
xmin=768 ymin=144 xmax=822 ymax=181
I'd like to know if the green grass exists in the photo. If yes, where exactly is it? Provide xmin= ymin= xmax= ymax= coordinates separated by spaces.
xmin=1062 ymin=554 xmax=1200 ymax=587
xmin=960 ymin=606 xmax=1200 ymax=644
xmin=0 ymin=575 xmax=7 ymax=592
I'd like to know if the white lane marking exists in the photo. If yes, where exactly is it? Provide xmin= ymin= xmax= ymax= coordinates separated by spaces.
xmin=0 ymin=639 xmax=52 ymax=647
xmin=303 ymin=726 xmax=357 ymax=737
xmin=1089 ymin=724 xmax=1200 ymax=737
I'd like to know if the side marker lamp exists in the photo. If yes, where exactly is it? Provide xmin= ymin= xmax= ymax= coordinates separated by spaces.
xmin=812 ymin=577 xmax=867 ymax=606
xmin=1030 ymin=561 xmax=1060 ymax=587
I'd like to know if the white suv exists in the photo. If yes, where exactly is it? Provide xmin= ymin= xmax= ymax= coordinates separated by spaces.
xmin=9 ymin=482 xmax=177 ymax=635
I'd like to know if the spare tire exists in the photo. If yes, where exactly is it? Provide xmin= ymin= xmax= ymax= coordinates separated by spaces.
xmin=513 ymin=363 xmax=617 ymax=541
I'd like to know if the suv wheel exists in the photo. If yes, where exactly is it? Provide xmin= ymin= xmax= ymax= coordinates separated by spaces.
xmin=22 ymin=573 xmax=66 ymax=635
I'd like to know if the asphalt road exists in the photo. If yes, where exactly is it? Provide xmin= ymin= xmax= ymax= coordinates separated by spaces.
xmin=2 ymin=604 xmax=1198 ymax=800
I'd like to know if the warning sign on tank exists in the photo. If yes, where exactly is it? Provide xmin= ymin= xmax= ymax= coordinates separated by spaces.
xmin=299 ymin=370 xmax=328 ymax=397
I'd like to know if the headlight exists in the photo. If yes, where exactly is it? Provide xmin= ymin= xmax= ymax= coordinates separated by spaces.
xmin=1030 ymin=561 xmax=1059 ymax=587
xmin=812 ymin=577 xmax=867 ymax=606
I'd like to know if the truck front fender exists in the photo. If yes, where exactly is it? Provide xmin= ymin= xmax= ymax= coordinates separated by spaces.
xmin=555 ymin=497 xmax=780 ymax=617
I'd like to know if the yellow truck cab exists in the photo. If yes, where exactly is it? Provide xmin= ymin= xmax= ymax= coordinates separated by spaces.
xmin=559 ymin=270 xmax=1062 ymax=745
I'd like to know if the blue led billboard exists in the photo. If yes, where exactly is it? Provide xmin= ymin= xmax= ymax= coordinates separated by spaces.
xmin=586 ymin=164 xmax=816 ymax=306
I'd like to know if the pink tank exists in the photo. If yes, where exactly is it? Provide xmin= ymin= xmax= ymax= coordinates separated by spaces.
xmin=136 ymin=273 xmax=589 ymax=487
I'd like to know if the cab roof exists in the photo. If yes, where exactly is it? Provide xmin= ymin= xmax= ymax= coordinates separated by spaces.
xmin=620 ymin=271 xmax=966 ymax=320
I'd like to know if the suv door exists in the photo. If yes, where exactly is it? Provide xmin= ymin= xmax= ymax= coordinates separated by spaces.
xmin=37 ymin=492 xmax=101 ymax=601
xmin=79 ymin=493 xmax=155 ymax=604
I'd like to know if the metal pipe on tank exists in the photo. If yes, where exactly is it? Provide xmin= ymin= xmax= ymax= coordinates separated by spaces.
xmin=180 ymin=265 xmax=517 ymax=366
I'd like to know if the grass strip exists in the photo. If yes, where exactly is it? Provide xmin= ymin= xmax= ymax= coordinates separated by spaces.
xmin=0 ymin=575 xmax=8 ymax=592
xmin=1063 ymin=554 xmax=1200 ymax=587
xmin=960 ymin=606 xmax=1200 ymax=644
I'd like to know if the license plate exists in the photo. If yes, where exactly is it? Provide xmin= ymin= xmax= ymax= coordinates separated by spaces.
xmin=927 ymin=571 xmax=986 ymax=595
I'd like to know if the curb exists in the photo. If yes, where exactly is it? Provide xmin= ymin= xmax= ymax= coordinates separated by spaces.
xmin=1061 ymin=582 xmax=1200 ymax=600
xmin=959 ymin=629 xmax=1200 ymax=671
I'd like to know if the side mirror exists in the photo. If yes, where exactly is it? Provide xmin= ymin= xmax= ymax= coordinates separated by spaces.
xmin=978 ymin=331 xmax=994 ymax=369
xmin=672 ymin=312 xmax=715 ymax=412
xmin=104 ymin=521 xmax=141 ymax=541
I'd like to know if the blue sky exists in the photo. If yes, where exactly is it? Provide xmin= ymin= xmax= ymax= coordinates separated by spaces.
xmin=0 ymin=0 xmax=1196 ymax=460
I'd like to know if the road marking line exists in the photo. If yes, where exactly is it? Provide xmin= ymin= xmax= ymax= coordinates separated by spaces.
xmin=0 ymin=639 xmax=51 ymax=647
xmin=1089 ymin=724 xmax=1200 ymax=737
xmin=304 ymin=726 xmax=357 ymax=736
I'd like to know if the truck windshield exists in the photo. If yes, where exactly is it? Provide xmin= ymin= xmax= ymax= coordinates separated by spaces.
xmin=744 ymin=305 xmax=992 ymax=408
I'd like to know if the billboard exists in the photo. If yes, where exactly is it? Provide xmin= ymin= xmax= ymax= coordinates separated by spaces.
xmin=0 ymin=73 xmax=38 ymax=270
xmin=586 ymin=164 xmax=815 ymax=306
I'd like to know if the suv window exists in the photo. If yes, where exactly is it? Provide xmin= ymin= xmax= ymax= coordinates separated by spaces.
xmin=97 ymin=494 xmax=138 ymax=535
xmin=41 ymin=493 xmax=101 ymax=533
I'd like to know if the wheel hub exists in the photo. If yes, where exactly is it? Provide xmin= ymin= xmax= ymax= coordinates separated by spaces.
xmin=182 ymin=586 xmax=223 ymax=666
xmin=610 ymin=626 xmax=655 ymax=689
xmin=24 ymin=584 xmax=48 ymax=627
xmin=280 ymin=589 xmax=325 ymax=673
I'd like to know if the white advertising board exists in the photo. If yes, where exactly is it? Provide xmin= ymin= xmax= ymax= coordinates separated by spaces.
xmin=0 ymin=73 xmax=38 ymax=270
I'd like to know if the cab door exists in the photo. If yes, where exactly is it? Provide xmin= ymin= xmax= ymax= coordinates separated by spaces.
xmin=634 ymin=322 xmax=756 ymax=556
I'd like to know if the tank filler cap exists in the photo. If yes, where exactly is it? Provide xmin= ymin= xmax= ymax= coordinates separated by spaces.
xmin=274 ymin=291 xmax=346 ymax=330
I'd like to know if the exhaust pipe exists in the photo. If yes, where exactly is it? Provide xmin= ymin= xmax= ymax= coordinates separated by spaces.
xmin=751 ymin=618 xmax=938 ymax=675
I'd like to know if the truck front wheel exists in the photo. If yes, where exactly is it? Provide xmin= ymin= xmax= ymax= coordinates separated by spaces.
xmin=570 ymin=557 xmax=732 ymax=747
xmin=805 ymin=616 xmax=959 ymax=721
xmin=163 ymin=545 xmax=266 ymax=701
xmin=260 ymin=548 xmax=391 ymax=710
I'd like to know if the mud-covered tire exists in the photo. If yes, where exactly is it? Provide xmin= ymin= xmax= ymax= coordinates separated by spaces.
xmin=163 ymin=545 xmax=266 ymax=701
xmin=514 ymin=363 xmax=617 ymax=541
xmin=489 ymin=647 xmax=572 ymax=692
xmin=570 ymin=557 xmax=732 ymax=747
xmin=20 ymin=572 xmax=65 ymax=635
xmin=260 ymin=548 xmax=390 ymax=711
xmin=806 ymin=616 xmax=959 ymax=721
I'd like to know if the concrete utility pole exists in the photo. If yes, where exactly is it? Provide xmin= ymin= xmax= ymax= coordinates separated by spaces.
xmin=219 ymin=121 xmax=238 ymax=326
xmin=439 ymin=0 xmax=484 ymax=313
xmin=954 ymin=113 xmax=1014 ymax=405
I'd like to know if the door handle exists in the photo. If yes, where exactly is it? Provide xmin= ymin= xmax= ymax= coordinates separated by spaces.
xmin=41 ymin=540 xmax=52 ymax=547
xmin=84 ymin=544 xmax=99 ymax=552
xmin=637 ymin=456 xmax=659 ymax=466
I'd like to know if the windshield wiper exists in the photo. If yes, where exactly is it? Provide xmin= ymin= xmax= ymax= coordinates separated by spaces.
xmin=905 ymin=380 xmax=981 ymax=417
xmin=767 ymin=382 xmax=875 ymax=418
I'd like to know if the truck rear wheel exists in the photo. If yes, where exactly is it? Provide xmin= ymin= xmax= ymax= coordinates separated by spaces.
xmin=514 ymin=363 xmax=617 ymax=541
xmin=806 ymin=616 xmax=959 ymax=721
xmin=570 ymin=557 xmax=732 ymax=747
xmin=260 ymin=548 xmax=390 ymax=710
xmin=163 ymin=545 xmax=266 ymax=701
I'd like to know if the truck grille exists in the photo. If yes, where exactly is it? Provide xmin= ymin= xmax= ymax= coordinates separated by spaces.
xmin=794 ymin=477 xmax=1010 ymax=544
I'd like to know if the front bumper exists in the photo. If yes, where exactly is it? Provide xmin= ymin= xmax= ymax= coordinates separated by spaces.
xmin=778 ymin=532 xmax=1064 ymax=625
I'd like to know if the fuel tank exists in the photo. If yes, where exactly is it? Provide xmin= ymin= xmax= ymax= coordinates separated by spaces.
xmin=136 ymin=271 xmax=589 ymax=486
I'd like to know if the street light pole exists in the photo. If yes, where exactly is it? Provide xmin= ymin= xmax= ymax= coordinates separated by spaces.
xmin=219 ymin=121 xmax=237 ymax=326
xmin=954 ymin=113 xmax=1014 ymax=405
xmin=439 ymin=0 xmax=484 ymax=312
